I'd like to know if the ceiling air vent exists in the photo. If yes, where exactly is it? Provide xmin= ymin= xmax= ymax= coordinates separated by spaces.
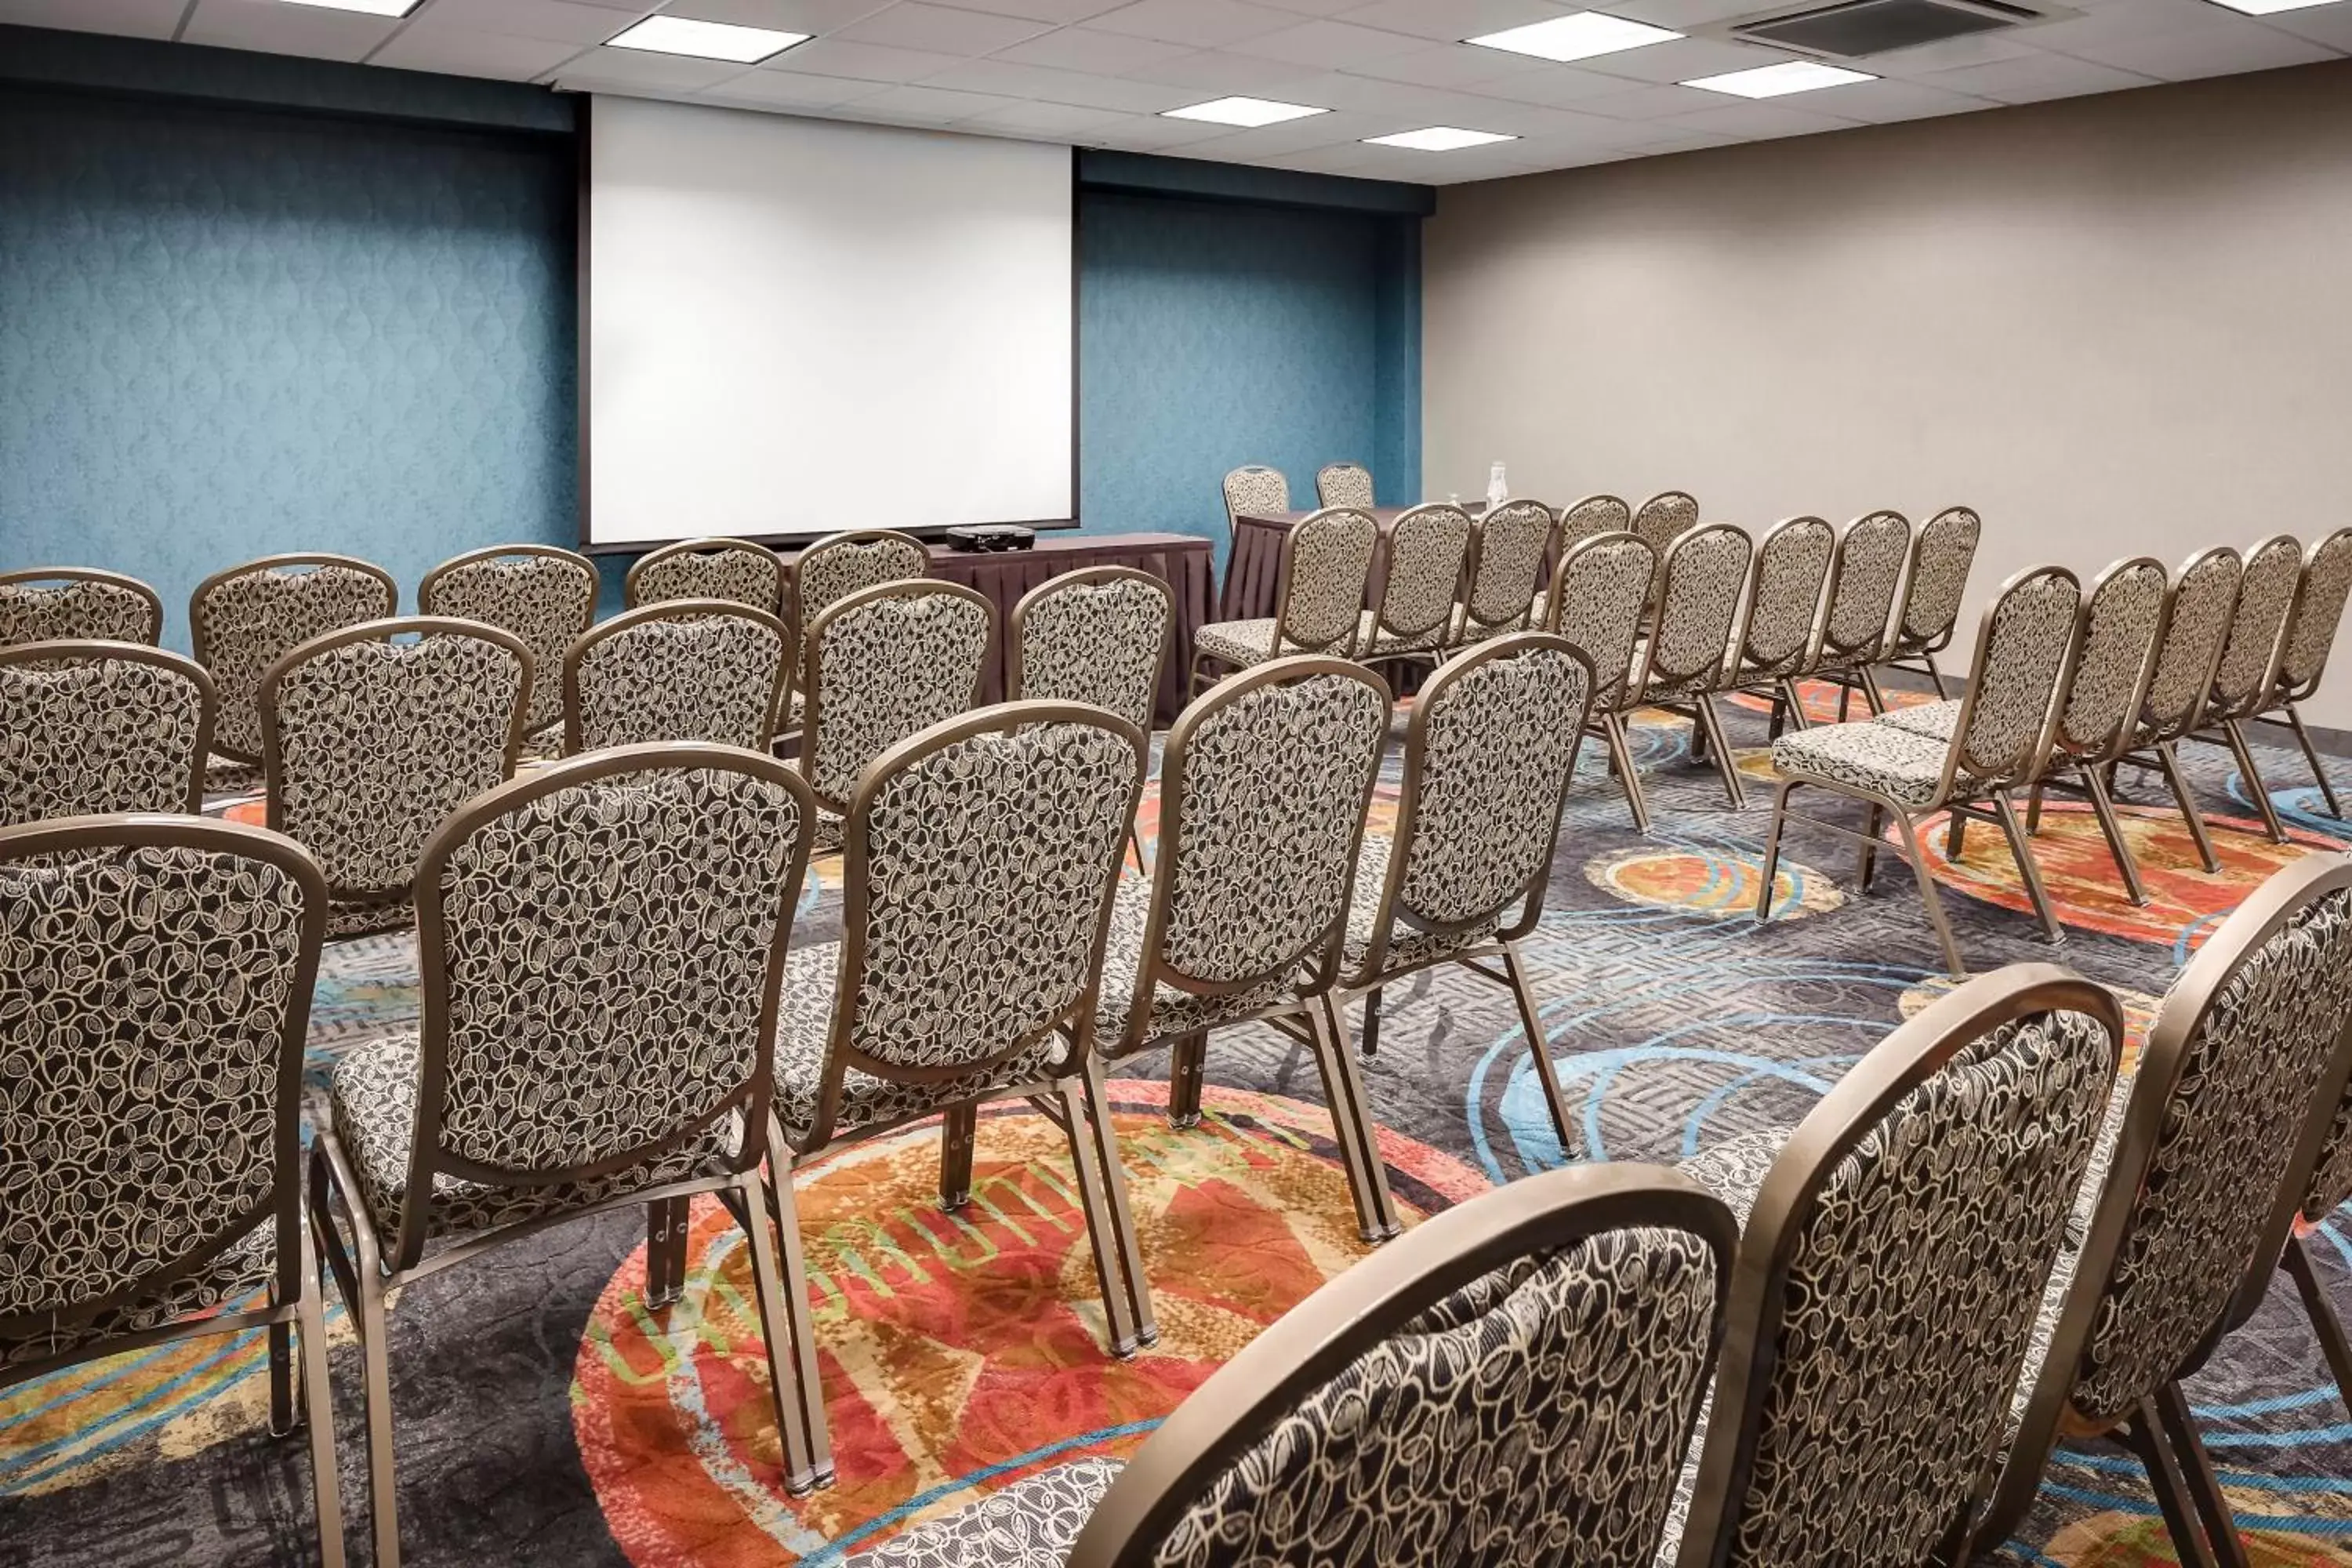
xmin=1732 ymin=0 xmax=2042 ymax=59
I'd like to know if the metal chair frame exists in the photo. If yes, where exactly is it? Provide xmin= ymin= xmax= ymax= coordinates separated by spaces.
xmin=2243 ymin=526 xmax=2352 ymax=820
xmin=0 ymin=640 xmax=217 ymax=822
xmin=561 ymin=597 xmax=789 ymax=756
xmin=0 ymin=564 xmax=165 ymax=646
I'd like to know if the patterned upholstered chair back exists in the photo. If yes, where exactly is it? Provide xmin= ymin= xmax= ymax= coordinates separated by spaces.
xmin=1556 ymin=493 xmax=1633 ymax=551
xmin=792 ymin=530 xmax=930 ymax=630
xmin=2206 ymin=534 xmax=2302 ymax=723
xmin=564 ymin=600 xmax=788 ymax=757
xmin=623 ymin=537 xmax=782 ymax=615
xmin=801 ymin=581 xmax=993 ymax=813
xmin=1548 ymin=532 xmax=1655 ymax=713
xmin=2138 ymin=546 xmax=2242 ymax=741
xmin=0 ymin=643 xmax=216 ymax=827
xmin=1315 ymin=462 xmax=1375 ymax=510
xmin=1273 ymin=508 xmax=1380 ymax=658
xmin=0 ymin=817 xmax=325 ymax=1341
xmin=1817 ymin=511 xmax=1912 ymax=667
xmin=1734 ymin=516 xmax=1835 ymax=679
xmin=1674 ymin=968 xmax=2122 ymax=1568
xmin=2054 ymin=557 xmax=2168 ymax=760
xmin=260 ymin=618 xmax=529 ymax=912
xmin=1221 ymin=465 xmax=1289 ymax=532
xmin=1010 ymin=567 xmax=1173 ymax=735
xmin=1951 ymin=565 xmax=2081 ymax=789
xmin=399 ymin=745 xmax=812 ymax=1269
xmin=0 ymin=568 xmax=163 ymax=648
xmin=418 ymin=546 xmax=597 ymax=736
xmin=1458 ymin=499 xmax=1557 ymax=638
xmin=1066 ymin=1166 xmax=1737 ymax=1568
xmin=2279 ymin=527 xmax=2352 ymax=700
xmin=1893 ymin=505 xmax=1983 ymax=656
xmin=819 ymin=705 xmax=1143 ymax=1110
xmin=1369 ymin=503 xmax=1472 ymax=648
xmin=191 ymin=554 xmax=397 ymax=762
xmin=1639 ymin=523 xmax=1752 ymax=699
xmin=1631 ymin=490 xmax=1700 ymax=562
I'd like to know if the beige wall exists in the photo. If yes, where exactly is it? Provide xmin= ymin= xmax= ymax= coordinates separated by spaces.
xmin=1424 ymin=60 xmax=2352 ymax=730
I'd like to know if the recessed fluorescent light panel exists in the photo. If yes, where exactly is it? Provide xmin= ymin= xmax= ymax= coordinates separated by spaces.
xmin=1365 ymin=127 xmax=1519 ymax=151
xmin=1682 ymin=60 xmax=1876 ymax=96
xmin=1162 ymin=96 xmax=1330 ymax=127
xmin=276 ymin=0 xmax=423 ymax=14
xmin=605 ymin=15 xmax=811 ymax=64
xmin=2203 ymin=0 xmax=2342 ymax=11
xmin=1465 ymin=12 xmax=1682 ymax=63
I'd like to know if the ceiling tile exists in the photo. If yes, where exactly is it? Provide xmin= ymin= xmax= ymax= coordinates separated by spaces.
xmin=916 ymin=56 xmax=1182 ymax=107
xmin=1803 ymin=76 xmax=1989 ymax=123
xmin=1086 ymin=112 xmax=1241 ymax=147
xmin=1251 ymin=0 xmax=1365 ymax=15
xmin=1337 ymin=0 xmax=1571 ymax=42
xmin=1570 ymin=35 xmax=1790 ymax=85
xmin=1857 ymin=32 xmax=2042 ymax=78
xmin=766 ymin=36 xmax=971 ymax=77
xmin=1165 ymin=105 xmax=1385 ymax=154
xmin=922 ymin=0 xmax=1129 ymax=19
xmin=1597 ymin=0 xmax=1773 ymax=25
xmin=1915 ymin=51 xmax=2156 ymax=103
xmin=1461 ymin=62 xmax=1668 ymax=105
xmin=183 ymin=0 xmax=401 ymax=62
xmin=675 ymin=0 xmax=900 ymax=28
xmin=552 ymin=44 xmax=755 ymax=87
xmin=960 ymin=96 xmax=1131 ymax=132
xmin=1570 ymin=82 xmax=1721 ymax=119
xmin=1341 ymin=42 xmax=1556 ymax=88
xmin=0 ymin=0 xmax=184 ymax=38
xmin=2003 ymin=0 xmax=2243 ymax=53
xmin=2062 ymin=21 xmax=2338 ymax=80
xmin=400 ymin=0 xmax=633 ymax=46
xmin=1120 ymin=47 xmax=1325 ymax=90
xmin=699 ymin=67 xmax=890 ymax=105
xmin=831 ymin=1 xmax=1055 ymax=53
xmin=2256 ymin=5 xmax=2352 ymax=51
xmin=370 ymin=25 xmax=582 ymax=76
xmin=1661 ymin=100 xmax=1863 ymax=139
xmin=989 ymin=24 xmax=1192 ymax=71
xmin=1085 ymin=0 xmax=1301 ymax=49
xmin=1227 ymin=17 xmax=1430 ymax=67
xmin=853 ymin=80 xmax=1027 ymax=118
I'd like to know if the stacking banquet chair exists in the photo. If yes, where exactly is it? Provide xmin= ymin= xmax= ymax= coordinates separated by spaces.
xmin=260 ymin=616 xmax=530 ymax=936
xmin=1314 ymin=459 xmax=1375 ymax=510
xmin=1759 ymin=564 xmax=2084 ymax=975
xmin=1795 ymin=510 xmax=1912 ymax=720
xmin=1189 ymin=506 xmax=1377 ymax=691
xmin=758 ymin=702 xmax=1152 ymax=1491
xmin=310 ymin=746 xmax=818 ymax=1564
xmin=1720 ymin=515 xmax=1835 ymax=739
xmin=563 ymin=599 xmax=788 ymax=756
xmin=1973 ymin=855 xmax=2352 ymax=1567
xmin=622 ymin=535 xmax=782 ymax=614
xmin=856 ymin=1164 xmax=1737 ymax=1568
xmin=1097 ymin=656 xmax=1397 ymax=1240
xmin=2111 ymin=546 xmax=2245 ymax=874
xmin=789 ymin=528 xmax=929 ymax=642
xmin=1555 ymin=492 xmax=1634 ymax=553
xmin=1448 ymin=496 xmax=1555 ymax=646
xmin=191 ymin=553 xmax=397 ymax=783
xmin=1667 ymin=966 xmax=2123 ymax=1568
xmin=416 ymin=543 xmax=597 ymax=744
xmin=2277 ymin=916 xmax=2352 ymax=1421
xmin=2180 ymin=533 xmax=2304 ymax=845
xmin=1546 ymin=532 xmax=1658 ymax=833
xmin=1883 ymin=504 xmax=1984 ymax=697
xmin=798 ymin=579 xmax=992 ymax=849
xmin=0 ymin=565 xmax=163 ymax=646
xmin=1629 ymin=522 xmax=1755 ymax=811
xmin=1219 ymin=463 xmax=1289 ymax=540
xmin=1329 ymin=634 xmax=1594 ymax=1154
xmin=0 ymin=641 xmax=215 ymax=826
xmin=0 ymin=815 xmax=343 ymax=1566
xmin=2246 ymin=525 xmax=2352 ymax=818
xmin=1352 ymin=501 xmax=1471 ymax=667
xmin=1009 ymin=566 xmax=1174 ymax=866
xmin=1631 ymin=488 xmax=1700 ymax=587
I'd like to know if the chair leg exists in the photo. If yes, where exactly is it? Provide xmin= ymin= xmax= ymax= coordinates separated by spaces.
xmin=2284 ymin=702 xmax=2344 ymax=818
xmin=2284 ymin=1236 xmax=2352 ymax=1415
xmin=1058 ymin=1065 xmax=1152 ymax=1356
xmin=2155 ymin=1379 xmax=2252 ymax=1568
xmin=1837 ymin=676 xmax=1854 ymax=723
xmin=1857 ymin=800 xmax=1885 ymax=893
xmin=1311 ymin=995 xmax=1401 ymax=1243
xmin=2123 ymin=1398 xmax=2223 ymax=1568
xmin=1858 ymin=666 xmax=1889 ymax=716
xmin=2157 ymin=740 xmax=2223 ymax=873
xmin=1756 ymin=781 xmax=1793 ymax=923
xmin=739 ymin=1167 xmax=827 ymax=1495
xmin=352 ymin=1259 xmax=401 ymax=1568
xmin=1601 ymin=712 xmax=1651 ymax=835
xmin=1695 ymin=694 xmax=1746 ymax=810
xmin=1166 ymin=1032 xmax=1207 ymax=1130
xmin=1992 ymin=789 xmax=2064 ymax=944
xmin=1075 ymin=1053 xmax=1156 ymax=1350
xmin=939 ymin=1104 xmax=978 ymax=1211
xmin=1923 ymin=652 xmax=1948 ymax=700
xmin=2082 ymin=766 xmax=2152 ymax=906
xmin=645 ymin=1196 xmax=689 ymax=1308
xmin=1945 ymin=808 xmax=1966 ymax=859
xmin=2027 ymin=782 xmax=2045 ymax=833
xmin=1127 ymin=822 xmax=1147 ymax=875
xmin=1893 ymin=810 xmax=1967 ymax=977
xmin=269 ymin=1319 xmax=296 ymax=1438
xmin=296 ymin=1228 xmax=348 ymax=1568
xmin=1359 ymin=986 xmax=1384 ymax=1061
xmin=1501 ymin=942 xmax=1575 ymax=1160
xmin=2222 ymin=718 xmax=2289 ymax=844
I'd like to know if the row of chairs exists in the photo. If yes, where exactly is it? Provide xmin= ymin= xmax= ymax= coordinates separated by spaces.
xmin=0 ymin=630 xmax=1599 ymax=1567
xmin=1762 ymin=530 xmax=2352 ymax=974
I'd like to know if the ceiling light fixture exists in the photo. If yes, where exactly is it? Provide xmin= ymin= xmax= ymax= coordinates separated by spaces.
xmin=2201 ymin=0 xmax=2343 ymax=12
xmin=1162 ymin=96 xmax=1330 ymax=127
xmin=605 ymin=15 xmax=812 ymax=64
xmin=1364 ymin=127 xmax=1519 ymax=151
xmin=1465 ymin=12 xmax=1683 ymax=63
xmin=275 ymin=0 xmax=424 ymax=15
xmin=1682 ymin=60 xmax=1876 ymax=96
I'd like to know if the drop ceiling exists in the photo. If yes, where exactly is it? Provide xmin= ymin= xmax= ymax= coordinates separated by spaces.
xmin=4 ymin=0 xmax=2347 ymax=183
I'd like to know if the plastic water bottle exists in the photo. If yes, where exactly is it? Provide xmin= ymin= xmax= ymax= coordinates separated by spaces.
xmin=1487 ymin=461 xmax=1508 ymax=507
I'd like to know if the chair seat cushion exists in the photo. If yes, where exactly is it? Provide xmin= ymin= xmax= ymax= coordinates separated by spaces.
xmin=329 ymin=1034 xmax=740 ymax=1254
xmin=1095 ymin=877 xmax=1305 ymax=1054
xmin=1876 ymin=699 xmax=1963 ymax=743
xmin=1342 ymin=833 xmax=1499 ymax=982
xmin=1770 ymin=720 xmax=1950 ymax=808
xmin=849 ymin=1458 xmax=1124 ymax=1567
xmin=0 ymin=1221 xmax=278 ymax=1371
xmin=1449 ymin=604 xmax=1530 ymax=645
xmin=1356 ymin=609 xmax=1443 ymax=658
xmin=773 ymin=943 xmax=1070 ymax=1149
xmin=1195 ymin=619 xmax=1305 ymax=668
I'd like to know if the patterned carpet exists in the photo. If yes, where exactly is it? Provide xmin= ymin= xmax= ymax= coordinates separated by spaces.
xmin=5 ymin=681 xmax=2351 ymax=1567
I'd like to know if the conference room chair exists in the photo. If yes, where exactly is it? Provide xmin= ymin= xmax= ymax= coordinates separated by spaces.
xmin=2111 ymin=546 xmax=2245 ymax=874
xmin=798 ymin=579 xmax=992 ymax=849
xmin=1098 ymin=656 xmax=1396 ymax=1240
xmin=563 ymin=599 xmax=789 ymax=756
xmin=1884 ymin=505 xmax=1984 ymax=698
xmin=310 ymin=746 xmax=815 ymax=1563
xmin=1554 ymin=492 xmax=1634 ymax=554
xmin=1328 ymin=633 xmax=1593 ymax=1150
xmin=0 ymin=815 xmax=343 ymax=1566
xmin=2246 ymin=525 xmax=2352 ymax=818
xmin=861 ymin=1165 xmax=1737 ymax=1568
xmin=1545 ymin=531 xmax=1658 ymax=833
xmin=0 ymin=641 xmax=214 ymax=826
xmin=0 ymin=564 xmax=164 ymax=647
xmin=2179 ymin=534 xmax=2304 ymax=845
xmin=1721 ymin=514 xmax=1835 ymax=739
xmin=760 ymin=703 xmax=1151 ymax=1491
xmin=260 ymin=615 xmax=530 ymax=937
xmin=1352 ymin=500 xmax=1471 ymax=665
xmin=622 ymin=534 xmax=783 ymax=615
xmin=1447 ymin=495 xmax=1555 ymax=645
xmin=1761 ymin=564 xmax=2084 ymax=975
xmin=1795 ymin=510 xmax=1913 ymax=720
xmin=2280 ymin=942 xmax=2352 ymax=1417
xmin=1218 ymin=463 xmax=1289 ymax=543
xmin=191 ymin=552 xmax=397 ymax=782
xmin=1314 ymin=459 xmax=1375 ymax=510
xmin=417 ymin=543 xmax=597 ymax=743
xmin=1975 ymin=855 xmax=2352 ymax=1567
xmin=1632 ymin=521 xmax=1755 ymax=812
xmin=1189 ymin=506 xmax=1378 ymax=691
xmin=1668 ymin=966 xmax=2122 ymax=1568
xmin=1630 ymin=488 xmax=1700 ymax=603
xmin=1009 ymin=566 xmax=1173 ymax=866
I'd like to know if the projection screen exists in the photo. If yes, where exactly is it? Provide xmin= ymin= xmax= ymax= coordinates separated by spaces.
xmin=585 ymin=96 xmax=1075 ymax=547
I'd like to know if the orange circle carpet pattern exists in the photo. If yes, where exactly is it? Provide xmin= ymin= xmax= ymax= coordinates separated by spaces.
xmin=571 ymin=1082 xmax=1486 ymax=1566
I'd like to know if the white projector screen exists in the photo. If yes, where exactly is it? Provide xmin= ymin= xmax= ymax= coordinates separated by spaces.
xmin=585 ymin=96 xmax=1075 ymax=547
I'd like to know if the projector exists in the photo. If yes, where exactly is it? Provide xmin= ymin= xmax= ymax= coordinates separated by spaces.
xmin=945 ymin=526 xmax=1035 ymax=554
